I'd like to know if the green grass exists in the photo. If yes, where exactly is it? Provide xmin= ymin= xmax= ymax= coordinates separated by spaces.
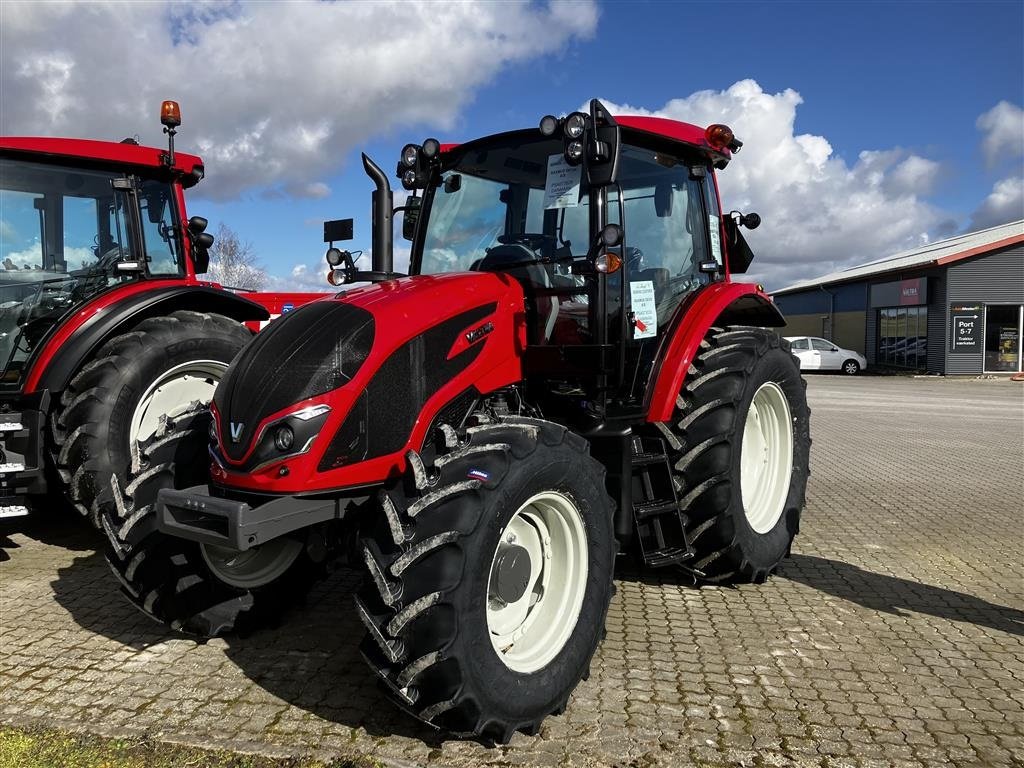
xmin=0 ymin=726 xmax=376 ymax=768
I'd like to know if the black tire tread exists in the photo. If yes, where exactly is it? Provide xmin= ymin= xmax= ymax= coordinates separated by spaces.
xmin=50 ymin=311 xmax=250 ymax=527
xmin=665 ymin=326 xmax=810 ymax=584
xmin=101 ymin=405 xmax=336 ymax=637
xmin=357 ymin=416 xmax=615 ymax=743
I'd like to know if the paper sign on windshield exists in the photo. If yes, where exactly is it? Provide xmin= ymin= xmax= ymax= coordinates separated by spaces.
xmin=630 ymin=280 xmax=657 ymax=340
xmin=543 ymin=154 xmax=582 ymax=209
xmin=709 ymin=214 xmax=722 ymax=264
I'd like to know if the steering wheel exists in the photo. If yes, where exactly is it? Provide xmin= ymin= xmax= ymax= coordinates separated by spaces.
xmin=496 ymin=233 xmax=555 ymax=253
xmin=624 ymin=246 xmax=645 ymax=272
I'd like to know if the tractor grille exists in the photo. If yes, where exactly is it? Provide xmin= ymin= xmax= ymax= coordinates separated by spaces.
xmin=215 ymin=301 xmax=374 ymax=461
xmin=317 ymin=304 xmax=494 ymax=472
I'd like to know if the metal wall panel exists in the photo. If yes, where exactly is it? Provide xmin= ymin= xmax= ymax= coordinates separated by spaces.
xmin=926 ymin=269 xmax=948 ymax=373
xmin=946 ymin=245 xmax=1024 ymax=374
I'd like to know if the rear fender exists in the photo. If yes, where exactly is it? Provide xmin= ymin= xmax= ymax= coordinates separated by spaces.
xmin=646 ymin=282 xmax=785 ymax=423
xmin=26 ymin=283 xmax=270 ymax=394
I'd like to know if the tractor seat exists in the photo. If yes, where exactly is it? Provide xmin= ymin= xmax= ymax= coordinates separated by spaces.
xmin=471 ymin=245 xmax=559 ymax=343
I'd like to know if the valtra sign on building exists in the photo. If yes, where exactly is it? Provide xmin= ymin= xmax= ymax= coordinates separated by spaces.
xmin=772 ymin=220 xmax=1024 ymax=375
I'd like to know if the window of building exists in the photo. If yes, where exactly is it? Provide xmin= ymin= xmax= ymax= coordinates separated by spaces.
xmin=984 ymin=305 xmax=1023 ymax=373
xmin=877 ymin=306 xmax=928 ymax=368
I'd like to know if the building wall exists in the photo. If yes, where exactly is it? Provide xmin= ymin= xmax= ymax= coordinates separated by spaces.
xmin=925 ymin=269 xmax=947 ymax=374
xmin=779 ymin=310 xmax=866 ymax=352
xmin=773 ymin=243 xmax=1022 ymax=375
xmin=774 ymin=282 xmax=868 ymax=352
xmin=944 ymin=245 xmax=1024 ymax=374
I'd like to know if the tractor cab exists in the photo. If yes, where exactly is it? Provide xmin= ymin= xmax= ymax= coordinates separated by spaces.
xmin=0 ymin=102 xmax=212 ymax=386
xmin=363 ymin=102 xmax=763 ymax=425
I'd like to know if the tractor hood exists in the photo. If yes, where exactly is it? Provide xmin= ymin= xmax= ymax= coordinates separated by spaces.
xmin=210 ymin=271 xmax=525 ymax=492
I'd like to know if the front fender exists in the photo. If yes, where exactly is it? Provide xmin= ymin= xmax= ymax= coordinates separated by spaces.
xmin=25 ymin=282 xmax=270 ymax=394
xmin=645 ymin=282 xmax=786 ymax=423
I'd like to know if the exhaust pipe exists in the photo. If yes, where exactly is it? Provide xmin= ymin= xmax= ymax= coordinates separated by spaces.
xmin=361 ymin=153 xmax=393 ymax=275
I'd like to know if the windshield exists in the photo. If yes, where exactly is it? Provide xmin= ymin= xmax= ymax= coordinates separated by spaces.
xmin=0 ymin=157 xmax=184 ymax=384
xmin=418 ymin=137 xmax=715 ymax=340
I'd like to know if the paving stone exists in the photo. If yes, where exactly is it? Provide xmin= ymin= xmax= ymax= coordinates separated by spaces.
xmin=1 ymin=377 xmax=1022 ymax=767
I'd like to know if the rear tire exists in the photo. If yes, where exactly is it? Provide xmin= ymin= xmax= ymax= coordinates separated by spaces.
xmin=356 ymin=417 xmax=616 ymax=742
xmin=100 ymin=405 xmax=336 ymax=637
xmin=659 ymin=327 xmax=810 ymax=584
xmin=52 ymin=310 xmax=250 ymax=528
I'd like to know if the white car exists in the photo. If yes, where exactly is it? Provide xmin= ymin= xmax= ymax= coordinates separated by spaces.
xmin=785 ymin=336 xmax=867 ymax=375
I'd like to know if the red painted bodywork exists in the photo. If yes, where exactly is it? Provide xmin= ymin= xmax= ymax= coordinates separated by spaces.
xmin=210 ymin=272 xmax=526 ymax=493
xmin=645 ymin=282 xmax=776 ymax=423
xmin=0 ymin=137 xmax=204 ymax=181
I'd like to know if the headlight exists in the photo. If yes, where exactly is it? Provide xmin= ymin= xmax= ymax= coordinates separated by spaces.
xmin=565 ymin=112 xmax=587 ymax=139
xmin=565 ymin=140 xmax=584 ymax=164
xmin=421 ymin=138 xmax=440 ymax=159
xmin=274 ymin=425 xmax=295 ymax=452
xmin=401 ymin=144 xmax=420 ymax=169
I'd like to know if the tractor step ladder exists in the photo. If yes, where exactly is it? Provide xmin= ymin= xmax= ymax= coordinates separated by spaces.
xmin=630 ymin=436 xmax=694 ymax=567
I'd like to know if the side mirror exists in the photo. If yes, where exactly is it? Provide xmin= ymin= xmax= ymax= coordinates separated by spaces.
xmin=402 ymin=196 xmax=422 ymax=241
xmin=584 ymin=99 xmax=621 ymax=187
xmin=193 ymin=231 xmax=214 ymax=274
xmin=188 ymin=216 xmax=209 ymax=235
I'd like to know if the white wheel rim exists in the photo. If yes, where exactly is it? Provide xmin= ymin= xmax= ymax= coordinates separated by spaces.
xmin=130 ymin=359 xmax=227 ymax=444
xmin=739 ymin=381 xmax=794 ymax=534
xmin=200 ymin=538 xmax=303 ymax=589
xmin=486 ymin=491 xmax=588 ymax=673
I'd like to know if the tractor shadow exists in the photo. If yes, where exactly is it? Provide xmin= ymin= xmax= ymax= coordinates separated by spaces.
xmin=777 ymin=553 xmax=1024 ymax=637
xmin=1 ymin=501 xmax=98 ymax=561
xmin=612 ymin=552 xmax=1024 ymax=638
xmin=48 ymin=553 xmax=448 ymax=745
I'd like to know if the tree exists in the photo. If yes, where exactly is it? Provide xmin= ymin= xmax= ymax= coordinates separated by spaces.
xmin=206 ymin=223 xmax=267 ymax=290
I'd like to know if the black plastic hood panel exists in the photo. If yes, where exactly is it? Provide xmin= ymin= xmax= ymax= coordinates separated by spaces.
xmin=214 ymin=300 xmax=374 ymax=461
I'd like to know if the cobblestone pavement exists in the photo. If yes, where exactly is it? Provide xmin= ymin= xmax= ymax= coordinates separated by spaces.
xmin=2 ymin=377 xmax=1022 ymax=767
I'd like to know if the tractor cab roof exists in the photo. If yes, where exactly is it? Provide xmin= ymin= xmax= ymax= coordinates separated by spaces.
xmin=440 ymin=114 xmax=733 ymax=167
xmin=0 ymin=136 xmax=205 ymax=187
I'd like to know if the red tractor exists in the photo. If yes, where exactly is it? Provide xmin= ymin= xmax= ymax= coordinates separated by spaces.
xmin=105 ymin=101 xmax=810 ymax=742
xmin=0 ymin=102 xmax=320 ymax=525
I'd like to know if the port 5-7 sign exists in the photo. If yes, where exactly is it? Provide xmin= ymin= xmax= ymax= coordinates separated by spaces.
xmin=950 ymin=304 xmax=983 ymax=353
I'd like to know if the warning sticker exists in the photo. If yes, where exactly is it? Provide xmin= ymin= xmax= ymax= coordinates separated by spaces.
xmin=543 ymin=154 xmax=582 ymax=209
xmin=630 ymin=280 xmax=657 ymax=340
xmin=708 ymin=214 xmax=722 ymax=265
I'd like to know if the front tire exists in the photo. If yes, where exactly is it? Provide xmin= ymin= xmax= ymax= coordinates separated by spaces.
xmin=842 ymin=359 xmax=861 ymax=375
xmin=52 ymin=310 xmax=250 ymax=528
xmin=101 ymin=406 xmax=336 ymax=637
xmin=660 ymin=327 xmax=810 ymax=583
xmin=356 ymin=417 xmax=616 ymax=742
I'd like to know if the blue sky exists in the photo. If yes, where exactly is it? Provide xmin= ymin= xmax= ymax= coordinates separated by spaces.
xmin=2 ymin=1 xmax=1022 ymax=290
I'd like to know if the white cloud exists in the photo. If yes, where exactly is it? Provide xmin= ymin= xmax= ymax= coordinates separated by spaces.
xmin=977 ymin=101 xmax=1024 ymax=167
xmin=0 ymin=1 xmax=597 ymax=200
xmin=968 ymin=176 xmax=1024 ymax=232
xmin=597 ymin=81 xmax=947 ymax=289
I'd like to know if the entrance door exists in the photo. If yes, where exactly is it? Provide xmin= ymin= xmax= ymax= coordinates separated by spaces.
xmin=984 ymin=305 xmax=1023 ymax=372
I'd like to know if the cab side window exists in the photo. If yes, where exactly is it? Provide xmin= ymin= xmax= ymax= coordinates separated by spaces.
xmin=811 ymin=338 xmax=834 ymax=352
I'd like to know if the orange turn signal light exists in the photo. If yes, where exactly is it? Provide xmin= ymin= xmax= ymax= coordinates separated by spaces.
xmin=161 ymin=100 xmax=182 ymax=128
xmin=595 ymin=251 xmax=622 ymax=274
xmin=705 ymin=123 xmax=734 ymax=150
